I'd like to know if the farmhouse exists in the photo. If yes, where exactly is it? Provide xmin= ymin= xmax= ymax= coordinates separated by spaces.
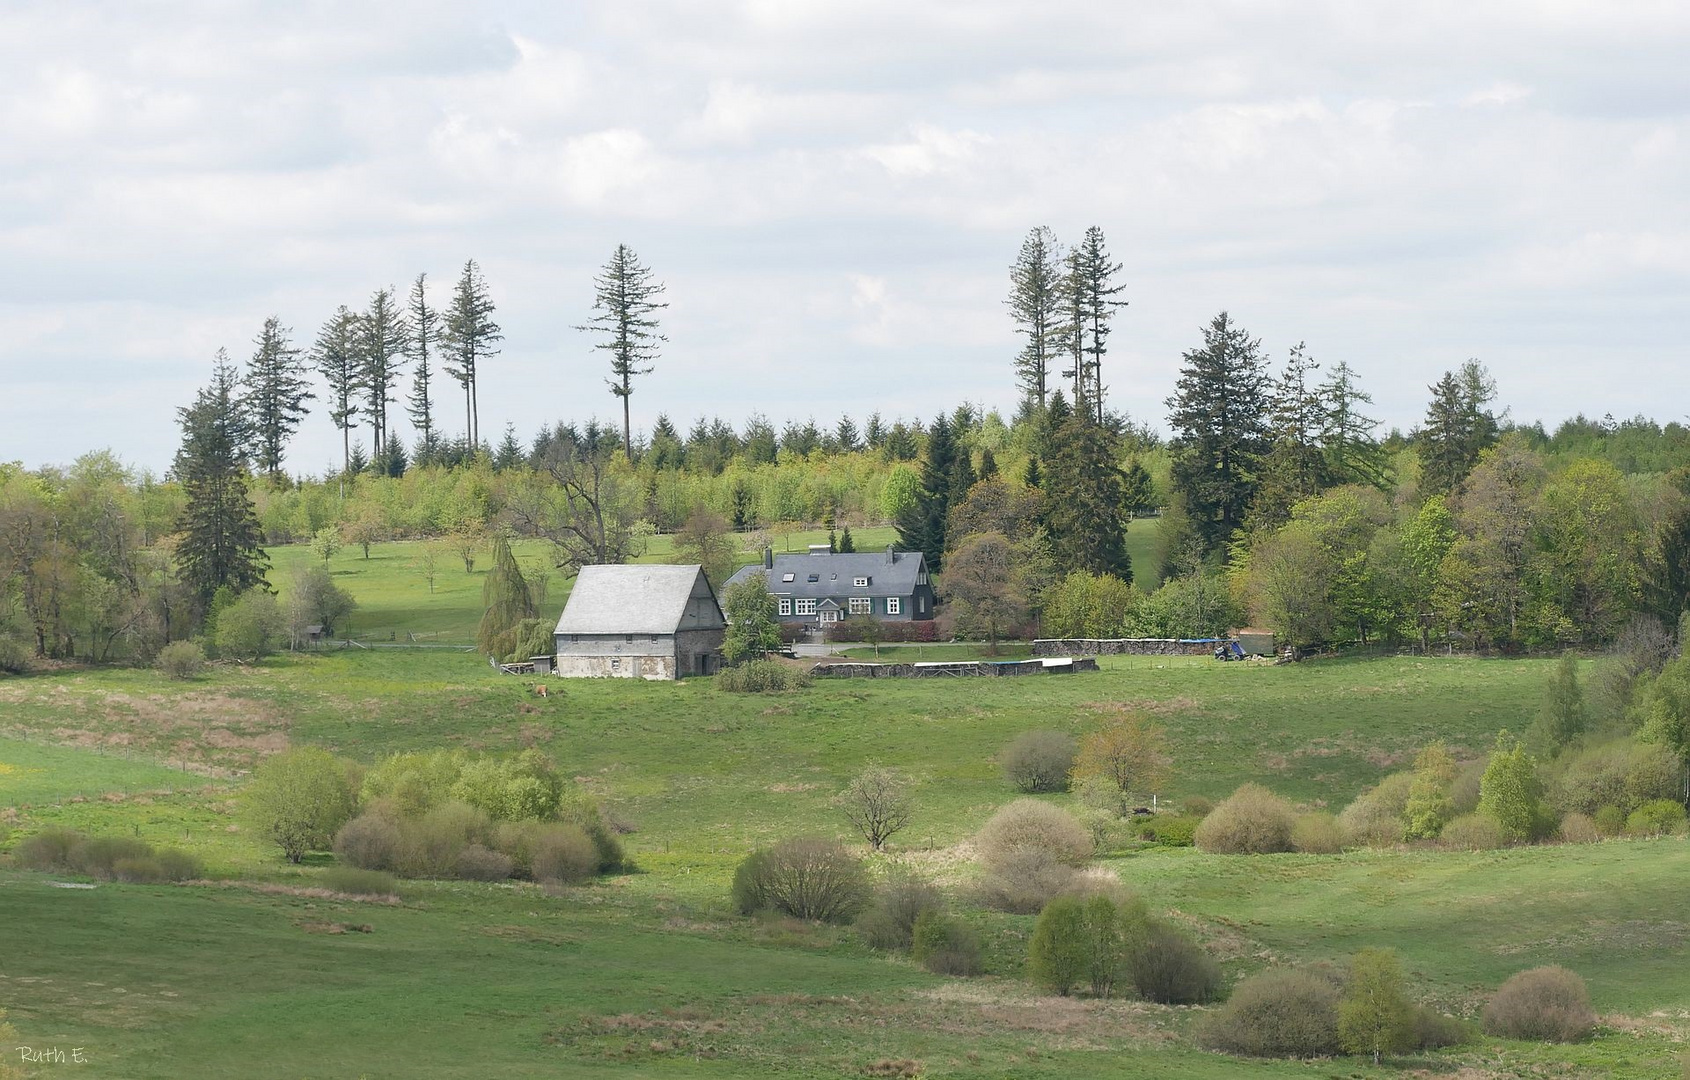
xmin=552 ymin=563 xmax=726 ymax=680
xmin=721 ymin=546 xmax=937 ymax=628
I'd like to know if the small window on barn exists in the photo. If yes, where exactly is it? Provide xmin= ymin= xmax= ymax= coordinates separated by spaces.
xmin=571 ymin=634 xmax=579 ymax=643
xmin=781 ymin=573 xmax=795 ymax=582
xmin=625 ymin=634 xmax=633 ymax=643
xmin=651 ymin=634 xmax=659 ymax=642
xmin=853 ymin=576 xmax=869 ymax=587
xmin=807 ymin=573 xmax=819 ymax=582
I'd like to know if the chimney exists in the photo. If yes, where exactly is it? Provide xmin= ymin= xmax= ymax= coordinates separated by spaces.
xmin=886 ymin=544 xmax=896 ymax=564
xmin=763 ymin=547 xmax=774 ymax=569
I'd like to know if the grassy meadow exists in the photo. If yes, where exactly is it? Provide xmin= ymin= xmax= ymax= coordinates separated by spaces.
xmin=3 ymin=553 xmax=1688 ymax=1077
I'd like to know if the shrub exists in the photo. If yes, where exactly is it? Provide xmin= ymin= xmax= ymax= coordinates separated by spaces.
xmin=111 ymin=857 xmax=166 ymax=883
xmin=1027 ymin=895 xmax=1089 ymax=995
xmin=1181 ymin=795 xmax=1215 ymax=818
xmin=554 ymin=796 xmax=626 ymax=872
xmin=1001 ymin=731 xmax=1077 ymax=793
xmin=1194 ymin=783 xmax=1295 ymax=854
xmin=213 ymin=588 xmax=284 ymax=661
xmin=1439 ymin=812 xmax=1507 ymax=851
xmin=0 ymin=633 xmax=29 ymax=674
xmin=243 ymin=746 xmax=359 ymax=864
xmin=1199 ymin=967 xmax=1341 ymax=1057
xmin=322 ymin=867 xmax=399 ymax=896
xmin=1481 ymin=966 xmax=1596 ymax=1042
xmin=69 ymin=836 xmax=153 ymax=877
xmin=335 ymin=812 xmax=402 ymax=871
xmin=529 ymin=823 xmax=600 ymax=886
xmin=454 ymin=843 xmax=515 ymax=881
xmin=1127 ymin=920 xmax=1221 ymax=1004
xmin=1451 ymin=758 xmax=1487 ymax=815
xmin=155 ymin=848 xmax=204 ymax=881
xmin=1593 ymin=804 xmax=1628 ymax=837
xmin=911 ymin=909 xmax=983 ymax=976
xmin=974 ymin=847 xmax=1081 ymax=914
xmin=1135 ymin=814 xmax=1199 ymax=848
xmin=1291 ymin=812 xmax=1348 ymax=854
xmin=1027 ymin=890 xmax=1149 ymax=998
xmin=1478 ymin=732 xmax=1548 ymax=843
xmin=732 ymin=849 xmax=776 ymax=915
xmin=976 ymin=799 xmax=1093 ymax=869
xmin=1337 ymin=948 xmax=1415 ymax=1064
xmin=14 ymin=827 xmax=83 ymax=870
xmin=155 ymin=640 xmax=207 ymax=679
xmin=716 ymin=659 xmax=810 ymax=693
xmin=1409 ymin=1006 xmax=1474 ymax=1050
xmin=1549 ymin=739 xmax=1680 ymax=817
xmin=1627 ymin=799 xmax=1688 ymax=837
xmin=734 ymin=838 xmax=869 ymax=923
xmin=856 ymin=869 xmax=944 ymax=951
xmin=396 ymin=801 xmax=492 ymax=878
xmin=1339 ymin=772 xmax=1413 ymax=847
xmin=1558 ymin=812 xmax=1601 ymax=844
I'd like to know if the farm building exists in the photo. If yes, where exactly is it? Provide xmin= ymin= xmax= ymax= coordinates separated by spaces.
xmin=721 ymin=545 xmax=937 ymax=628
xmin=552 ymin=564 xmax=726 ymax=680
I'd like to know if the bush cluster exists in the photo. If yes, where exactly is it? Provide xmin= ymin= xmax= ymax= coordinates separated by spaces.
xmin=1482 ymin=966 xmax=1596 ymax=1043
xmin=155 ymin=640 xmax=207 ymax=679
xmin=321 ymin=867 xmax=399 ymax=896
xmin=1201 ymin=963 xmax=1472 ymax=1058
xmin=731 ymin=837 xmax=869 ymax=923
xmin=716 ymin=659 xmax=812 ymax=693
xmin=1626 ymin=799 xmax=1688 ymax=837
xmin=1132 ymin=813 xmax=1199 ymax=848
xmin=1438 ymin=812 xmax=1507 ymax=851
xmin=825 ymin=618 xmax=939 ymax=644
xmin=335 ymin=801 xmax=615 ymax=885
xmin=1290 ymin=812 xmax=1348 ymax=854
xmin=1000 ymin=731 xmax=1077 ymax=794
xmin=1026 ymin=890 xmax=1217 ymax=1003
xmin=974 ymin=799 xmax=1093 ymax=913
xmin=0 ymin=633 xmax=29 ymax=674
xmin=14 ymin=827 xmax=203 ymax=883
xmin=910 ymin=909 xmax=984 ymax=976
xmin=1193 ymin=783 xmax=1296 ymax=854
xmin=857 ymin=869 xmax=944 ymax=951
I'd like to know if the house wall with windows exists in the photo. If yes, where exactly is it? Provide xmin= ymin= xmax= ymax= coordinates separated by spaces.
xmin=722 ymin=546 xmax=937 ymax=628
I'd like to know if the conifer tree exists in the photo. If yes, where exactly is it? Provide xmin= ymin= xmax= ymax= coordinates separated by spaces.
xmin=1319 ymin=360 xmax=1386 ymax=488
xmin=1044 ymin=410 xmax=1130 ymax=580
xmin=1251 ymin=342 xmax=1330 ymax=530
xmin=311 ymin=306 xmax=361 ymax=478
xmin=359 ymin=286 xmax=407 ymax=457
xmin=174 ymin=354 xmax=268 ymax=605
xmin=406 ymin=273 xmax=440 ymax=459
xmin=1072 ymin=225 xmax=1128 ymax=423
xmin=1418 ymin=359 xmax=1500 ymax=495
xmin=896 ymin=414 xmax=957 ymax=569
xmin=577 ymin=244 xmax=668 ymax=458
xmin=1166 ymin=312 xmax=1271 ymax=553
xmin=1006 ymin=225 xmax=1065 ymax=409
xmin=244 ymin=316 xmax=313 ymax=479
xmin=835 ymin=415 xmax=861 ymax=453
xmin=442 ymin=259 xmax=502 ymax=450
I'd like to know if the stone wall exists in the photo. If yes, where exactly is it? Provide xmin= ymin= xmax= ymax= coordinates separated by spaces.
xmin=1031 ymin=638 xmax=1234 ymax=657
xmin=553 ymin=653 xmax=677 ymax=680
xmin=812 ymin=657 xmax=1099 ymax=678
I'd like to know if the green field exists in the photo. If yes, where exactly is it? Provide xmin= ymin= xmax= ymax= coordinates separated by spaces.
xmin=3 ymin=581 xmax=1688 ymax=1076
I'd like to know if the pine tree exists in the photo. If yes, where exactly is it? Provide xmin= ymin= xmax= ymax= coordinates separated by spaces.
xmin=1044 ymin=411 xmax=1130 ymax=580
xmin=1418 ymin=359 xmax=1500 ymax=495
xmin=174 ymin=354 xmax=268 ymax=605
xmin=243 ymin=316 xmax=313 ymax=479
xmin=838 ymin=524 xmax=856 ymax=553
xmin=1072 ymin=225 xmax=1128 ymax=424
xmin=1006 ymin=226 xmax=1065 ymax=409
xmin=406 ymin=273 xmax=440 ymax=457
xmin=978 ymin=446 xmax=999 ymax=481
xmin=442 ymin=259 xmax=502 ymax=450
xmin=896 ymin=414 xmax=957 ymax=569
xmin=311 ymin=306 xmax=361 ymax=478
xmin=493 ymin=424 xmax=524 ymax=472
xmin=1251 ymin=342 xmax=1330 ymax=530
xmin=577 ymin=244 xmax=668 ymax=458
xmin=1166 ymin=312 xmax=1272 ymax=553
xmin=1319 ymin=360 xmax=1386 ymax=488
xmin=358 ymin=287 xmax=407 ymax=457
xmin=835 ymin=415 xmax=861 ymax=453
xmin=1060 ymin=247 xmax=1087 ymax=404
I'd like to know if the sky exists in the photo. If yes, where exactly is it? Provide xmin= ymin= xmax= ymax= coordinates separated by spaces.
xmin=1 ymin=0 xmax=1686 ymax=475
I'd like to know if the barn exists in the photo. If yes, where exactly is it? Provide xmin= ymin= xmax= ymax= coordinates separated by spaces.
xmin=552 ymin=564 xmax=726 ymax=680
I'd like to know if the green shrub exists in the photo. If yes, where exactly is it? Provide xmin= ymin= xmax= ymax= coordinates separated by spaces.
xmin=69 ymin=836 xmax=153 ymax=877
xmin=856 ymin=869 xmax=944 ymax=951
xmin=243 ymin=746 xmax=359 ymax=864
xmin=1627 ymin=799 xmax=1688 ymax=837
xmin=1439 ymin=812 xmax=1507 ymax=851
xmin=111 ymin=857 xmax=166 ymax=884
xmin=976 ymin=799 xmax=1093 ymax=869
xmin=1339 ymin=771 xmax=1413 ymax=847
xmin=1593 ymin=804 xmax=1628 ymax=836
xmin=716 ymin=659 xmax=810 ymax=693
xmin=529 ymin=823 xmax=600 ymax=886
xmin=1409 ymin=1006 xmax=1474 ymax=1050
xmin=396 ymin=801 xmax=492 ymax=877
xmin=155 ymin=848 xmax=204 ymax=881
xmin=14 ymin=827 xmax=83 ymax=870
xmin=1001 ymin=731 xmax=1077 ymax=793
xmin=1134 ymin=814 xmax=1198 ymax=847
xmin=555 ymin=796 xmax=626 ymax=872
xmin=973 ymin=846 xmax=1081 ymax=914
xmin=911 ymin=909 xmax=983 ymax=976
xmin=155 ymin=640 xmax=207 ymax=679
xmin=0 ymin=633 xmax=29 ymax=674
xmin=1027 ymin=895 xmax=1089 ymax=995
xmin=335 ymin=812 xmax=402 ymax=871
xmin=213 ymin=588 xmax=284 ymax=661
xmin=1558 ymin=812 xmax=1601 ymax=844
xmin=1291 ymin=812 xmax=1348 ymax=854
xmin=1198 ymin=967 xmax=1341 ymax=1057
xmin=1194 ymin=783 xmax=1295 ymax=854
xmin=453 ymin=843 xmax=515 ymax=881
xmin=1127 ymin=920 xmax=1220 ymax=1004
xmin=1478 ymin=732 xmax=1548 ymax=843
xmin=729 ymin=837 xmax=869 ymax=923
xmin=322 ymin=867 xmax=399 ymax=896
xmin=1481 ymin=966 xmax=1595 ymax=1042
xmin=1181 ymin=795 xmax=1214 ymax=818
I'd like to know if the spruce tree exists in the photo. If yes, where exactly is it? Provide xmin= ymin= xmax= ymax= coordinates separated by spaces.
xmin=1006 ymin=225 xmax=1065 ymax=409
xmin=359 ymin=286 xmax=407 ymax=457
xmin=577 ymin=244 xmax=668 ymax=458
xmin=406 ymin=273 xmax=440 ymax=459
xmin=174 ymin=354 xmax=268 ymax=605
xmin=1418 ymin=359 xmax=1500 ymax=495
xmin=835 ymin=415 xmax=861 ymax=453
xmin=1073 ymin=225 xmax=1128 ymax=424
xmin=243 ymin=316 xmax=313 ymax=479
xmin=1044 ymin=411 xmax=1131 ymax=580
xmin=896 ymin=414 xmax=957 ymax=569
xmin=1319 ymin=360 xmax=1386 ymax=488
xmin=311 ymin=306 xmax=361 ymax=479
xmin=1251 ymin=342 xmax=1330 ymax=530
xmin=1165 ymin=312 xmax=1272 ymax=553
xmin=442 ymin=259 xmax=502 ymax=450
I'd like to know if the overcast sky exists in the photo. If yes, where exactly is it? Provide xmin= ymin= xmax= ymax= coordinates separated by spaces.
xmin=2 ymin=1 xmax=1686 ymax=475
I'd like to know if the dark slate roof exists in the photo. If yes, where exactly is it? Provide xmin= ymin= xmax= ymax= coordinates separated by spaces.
xmin=722 ymin=550 xmax=927 ymax=601
xmin=554 ymin=564 xmax=722 ymax=635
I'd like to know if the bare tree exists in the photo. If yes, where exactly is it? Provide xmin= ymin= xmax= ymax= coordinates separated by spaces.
xmin=506 ymin=437 xmax=645 ymax=573
xmin=834 ymin=766 xmax=914 ymax=851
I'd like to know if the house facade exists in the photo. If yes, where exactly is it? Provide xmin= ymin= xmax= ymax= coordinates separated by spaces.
xmin=552 ymin=564 xmax=726 ymax=680
xmin=721 ymin=546 xmax=937 ymax=628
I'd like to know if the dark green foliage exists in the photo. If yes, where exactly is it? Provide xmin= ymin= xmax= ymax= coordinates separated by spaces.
xmin=577 ymin=243 xmax=667 ymax=457
xmin=173 ymin=354 xmax=268 ymax=605
xmin=244 ymin=315 xmax=314 ymax=477
xmin=1166 ymin=312 xmax=1271 ymax=553
xmin=896 ymin=415 xmax=957 ymax=569
xmin=359 ymin=286 xmax=407 ymax=458
xmin=405 ymin=273 xmax=439 ymax=448
xmin=1007 ymin=225 xmax=1065 ymax=409
xmin=312 ymin=305 xmax=363 ymax=476
xmin=1069 ymin=225 xmax=1128 ymax=423
xmin=1482 ymin=966 xmax=1596 ymax=1042
xmin=730 ymin=837 xmax=869 ymax=924
xmin=1126 ymin=920 xmax=1220 ymax=1004
xmin=722 ymin=576 xmax=782 ymax=665
xmin=1417 ymin=360 xmax=1500 ymax=495
xmin=322 ymin=867 xmax=399 ymax=896
xmin=911 ymin=909 xmax=983 ymax=976
xmin=1001 ymin=730 xmax=1077 ymax=793
xmin=1199 ymin=967 xmax=1341 ymax=1057
xmin=1043 ymin=411 xmax=1130 ymax=579
xmin=442 ymin=259 xmax=501 ymax=449
xmin=1531 ymin=654 xmax=1588 ymax=757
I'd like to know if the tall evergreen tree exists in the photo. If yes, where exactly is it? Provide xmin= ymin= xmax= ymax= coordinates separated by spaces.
xmin=1417 ymin=359 xmax=1500 ymax=495
xmin=1165 ymin=312 xmax=1272 ymax=554
xmin=1006 ymin=225 xmax=1065 ymax=409
xmin=1318 ymin=360 xmax=1386 ymax=488
xmin=1044 ymin=411 xmax=1131 ymax=580
xmin=835 ymin=415 xmax=861 ymax=453
xmin=895 ymin=414 xmax=957 ymax=569
xmin=174 ymin=354 xmax=268 ymax=604
xmin=1643 ymin=468 xmax=1690 ymax=623
xmin=310 ymin=306 xmax=361 ymax=478
xmin=577 ymin=244 xmax=668 ymax=458
xmin=243 ymin=316 xmax=313 ymax=479
xmin=1251 ymin=343 xmax=1330 ymax=530
xmin=1060 ymin=247 xmax=1087 ymax=404
xmin=405 ymin=273 xmax=440 ymax=457
xmin=442 ymin=259 xmax=502 ymax=450
xmin=1072 ymin=225 xmax=1128 ymax=424
xmin=358 ymin=286 xmax=407 ymax=457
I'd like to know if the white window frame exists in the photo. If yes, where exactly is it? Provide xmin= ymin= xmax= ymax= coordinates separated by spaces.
xmin=795 ymin=599 xmax=818 ymax=616
xmin=886 ymin=597 xmax=901 ymax=615
xmin=820 ymin=608 xmax=840 ymax=623
xmin=853 ymin=576 xmax=869 ymax=588
xmin=848 ymin=597 xmax=871 ymax=615
xmin=778 ymin=598 xmax=792 ymax=616
xmin=918 ymin=596 xmax=927 ymax=613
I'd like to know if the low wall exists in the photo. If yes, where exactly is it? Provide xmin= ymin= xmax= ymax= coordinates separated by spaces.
xmin=1031 ymin=638 xmax=1234 ymax=657
xmin=813 ymin=657 xmax=1099 ymax=679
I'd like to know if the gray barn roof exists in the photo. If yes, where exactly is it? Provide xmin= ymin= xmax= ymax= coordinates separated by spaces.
xmin=722 ymin=549 xmax=928 ymax=601
xmin=554 ymin=564 xmax=723 ymax=636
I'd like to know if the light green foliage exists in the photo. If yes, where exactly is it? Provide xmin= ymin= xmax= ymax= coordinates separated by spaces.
xmin=1040 ymin=570 xmax=1139 ymax=638
xmin=214 ymin=588 xmax=284 ymax=661
xmin=310 ymin=526 xmax=342 ymax=563
xmin=1027 ymin=895 xmax=1089 ymax=995
xmin=242 ymin=746 xmax=358 ymax=863
xmin=361 ymin=749 xmax=564 ymax=823
xmin=1402 ymin=742 xmax=1458 ymax=840
xmin=1338 ymin=947 xmax=1415 ymax=1063
xmin=155 ymin=640 xmax=207 ymax=679
xmin=1477 ymin=731 xmax=1547 ymax=843
xmin=284 ymin=564 xmax=357 ymax=644
xmin=476 ymin=533 xmax=537 ymax=658
xmin=1637 ymin=653 xmax=1690 ymax=778
xmin=879 ymin=464 xmax=920 ymax=521
xmin=1626 ymin=799 xmax=1688 ymax=837
xmin=1531 ymin=654 xmax=1588 ymax=756
xmin=722 ymin=575 xmax=782 ymax=664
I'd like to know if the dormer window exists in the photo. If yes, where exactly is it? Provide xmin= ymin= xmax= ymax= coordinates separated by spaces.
xmin=807 ymin=574 xmax=819 ymax=582
xmin=854 ymin=577 xmax=869 ymax=587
